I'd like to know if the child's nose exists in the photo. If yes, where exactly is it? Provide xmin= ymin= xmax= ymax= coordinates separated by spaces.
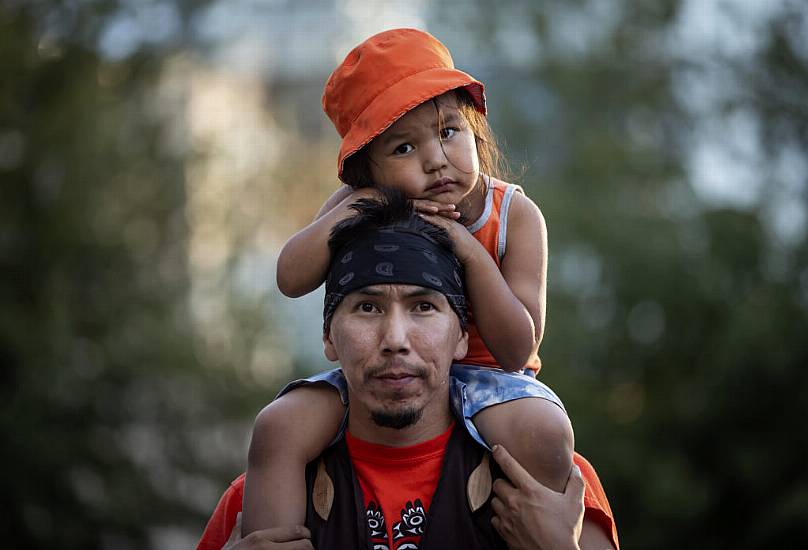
xmin=422 ymin=138 xmax=448 ymax=172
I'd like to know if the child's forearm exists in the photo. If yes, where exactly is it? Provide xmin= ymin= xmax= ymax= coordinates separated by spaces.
xmin=417 ymin=208 xmax=540 ymax=371
xmin=276 ymin=185 xmax=362 ymax=298
xmin=276 ymin=219 xmax=336 ymax=297
xmin=464 ymin=247 xmax=537 ymax=371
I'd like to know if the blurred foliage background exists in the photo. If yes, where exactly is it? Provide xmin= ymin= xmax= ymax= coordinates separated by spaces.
xmin=2 ymin=0 xmax=807 ymax=548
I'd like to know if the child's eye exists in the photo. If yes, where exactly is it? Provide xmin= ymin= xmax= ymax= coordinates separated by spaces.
xmin=393 ymin=143 xmax=414 ymax=155
xmin=440 ymin=127 xmax=458 ymax=140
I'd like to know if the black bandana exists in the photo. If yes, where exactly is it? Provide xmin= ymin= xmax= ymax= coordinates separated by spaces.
xmin=324 ymin=226 xmax=467 ymax=331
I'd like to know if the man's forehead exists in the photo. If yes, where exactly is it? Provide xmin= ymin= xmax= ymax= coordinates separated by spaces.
xmin=346 ymin=284 xmax=444 ymax=299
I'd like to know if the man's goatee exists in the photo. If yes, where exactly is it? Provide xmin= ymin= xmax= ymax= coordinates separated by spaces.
xmin=371 ymin=407 xmax=423 ymax=429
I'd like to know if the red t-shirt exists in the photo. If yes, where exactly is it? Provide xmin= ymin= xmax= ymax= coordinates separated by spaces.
xmin=346 ymin=423 xmax=453 ymax=549
xmin=197 ymin=452 xmax=619 ymax=550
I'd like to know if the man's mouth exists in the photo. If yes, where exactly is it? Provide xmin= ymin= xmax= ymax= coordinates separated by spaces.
xmin=379 ymin=371 xmax=417 ymax=380
xmin=367 ymin=363 xmax=426 ymax=389
xmin=374 ymin=370 xmax=421 ymax=387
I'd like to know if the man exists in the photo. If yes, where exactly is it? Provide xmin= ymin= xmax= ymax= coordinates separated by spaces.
xmin=198 ymin=193 xmax=618 ymax=549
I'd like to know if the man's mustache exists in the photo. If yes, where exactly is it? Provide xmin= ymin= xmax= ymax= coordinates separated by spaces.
xmin=363 ymin=361 xmax=428 ymax=382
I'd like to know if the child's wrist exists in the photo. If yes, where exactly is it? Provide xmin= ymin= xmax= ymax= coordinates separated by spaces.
xmin=456 ymin=236 xmax=486 ymax=266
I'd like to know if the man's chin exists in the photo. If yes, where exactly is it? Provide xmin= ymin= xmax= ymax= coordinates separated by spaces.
xmin=370 ymin=406 xmax=423 ymax=430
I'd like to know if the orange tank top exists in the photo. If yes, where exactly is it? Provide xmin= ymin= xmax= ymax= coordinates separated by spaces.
xmin=462 ymin=177 xmax=542 ymax=373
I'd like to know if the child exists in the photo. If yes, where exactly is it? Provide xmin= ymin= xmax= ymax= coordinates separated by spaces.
xmin=242 ymin=28 xmax=574 ymax=534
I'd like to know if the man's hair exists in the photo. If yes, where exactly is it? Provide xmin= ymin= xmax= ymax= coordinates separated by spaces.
xmin=328 ymin=188 xmax=456 ymax=256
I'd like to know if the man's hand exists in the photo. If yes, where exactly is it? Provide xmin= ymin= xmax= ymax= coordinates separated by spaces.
xmin=490 ymin=445 xmax=585 ymax=550
xmin=223 ymin=513 xmax=314 ymax=550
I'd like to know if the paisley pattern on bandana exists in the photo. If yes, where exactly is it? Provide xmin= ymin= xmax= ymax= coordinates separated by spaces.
xmin=323 ymin=227 xmax=466 ymax=330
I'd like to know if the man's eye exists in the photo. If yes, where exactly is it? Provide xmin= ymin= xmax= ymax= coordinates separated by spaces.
xmin=393 ymin=143 xmax=414 ymax=155
xmin=415 ymin=302 xmax=436 ymax=312
xmin=359 ymin=302 xmax=378 ymax=313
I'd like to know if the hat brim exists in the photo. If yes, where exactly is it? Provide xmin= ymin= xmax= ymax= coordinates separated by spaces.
xmin=337 ymin=67 xmax=486 ymax=180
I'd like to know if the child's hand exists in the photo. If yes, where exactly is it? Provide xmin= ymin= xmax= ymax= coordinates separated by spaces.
xmin=413 ymin=199 xmax=461 ymax=220
xmin=417 ymin=211 xmax=482 ymax=265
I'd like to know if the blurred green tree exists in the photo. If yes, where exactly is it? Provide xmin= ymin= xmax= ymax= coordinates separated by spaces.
xmin=431 ymin=0 xmax=808 ymax=546
xmin=0 ymin=1 xmax=278 ymax=547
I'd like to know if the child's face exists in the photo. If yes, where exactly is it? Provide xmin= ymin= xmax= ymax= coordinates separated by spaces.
xmin=367 ymin=92 xmax=480 ymax=206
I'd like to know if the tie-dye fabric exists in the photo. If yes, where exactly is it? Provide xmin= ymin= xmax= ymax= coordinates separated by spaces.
xmin=276 ymin=364 xmax=564 ymax=450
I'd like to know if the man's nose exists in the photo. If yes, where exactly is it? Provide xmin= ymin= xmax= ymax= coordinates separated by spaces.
xmin=422 ymin=137 xmax=448 ymax=173
xmin=380 ymin=308 xmax=411 ymax=355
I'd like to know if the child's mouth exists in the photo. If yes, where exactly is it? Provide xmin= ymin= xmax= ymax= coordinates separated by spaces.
xmin=428 ymin=178 xmax=455 ymax=192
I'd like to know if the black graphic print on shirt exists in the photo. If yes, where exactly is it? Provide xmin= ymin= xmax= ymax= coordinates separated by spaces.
xmin=366 ymin=501 xmax=389 ymax=550
xmin=393 ymin=499 xmax=426 ymax=542
xmin=366 ymin=499 xmax=427 ymax=550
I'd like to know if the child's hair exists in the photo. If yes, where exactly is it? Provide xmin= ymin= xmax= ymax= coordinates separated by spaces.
xmin=341 ymin=88 xmax=508 ymax=190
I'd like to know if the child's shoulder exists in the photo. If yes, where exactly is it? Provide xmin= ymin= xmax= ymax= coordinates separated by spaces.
xmin=487 ymin=176 xmax=542 ymax=216
xmin=486 ymin=177 xmax=545 ymax=246
xmin=488 ymin=175 xmax=518 ymax=192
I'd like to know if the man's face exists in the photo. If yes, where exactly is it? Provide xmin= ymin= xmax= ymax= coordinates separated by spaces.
xmin=324 ymin=284 xmax=468 ymax=431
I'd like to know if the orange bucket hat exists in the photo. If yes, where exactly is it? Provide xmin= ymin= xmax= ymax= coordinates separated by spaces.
xmin=323 ymin=28 xmax=486 ymax=181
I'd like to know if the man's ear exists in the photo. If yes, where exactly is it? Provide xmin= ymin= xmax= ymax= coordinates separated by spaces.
xmin=323 ymin=328 xmax=339 ymax=362
xmin=453 ymin=328 xmax=469 ymax=362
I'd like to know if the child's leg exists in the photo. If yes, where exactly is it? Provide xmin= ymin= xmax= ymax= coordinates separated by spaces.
xmin=242 ymin=384 xmax=345 ymax=534
xmin=473 ymin=397 xmax=574 ymax=492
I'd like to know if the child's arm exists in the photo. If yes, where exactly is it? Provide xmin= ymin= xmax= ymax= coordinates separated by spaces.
xmin=277 ymin=187 xmax=459 ymax=297
xmin=420 ymin=192 xmax=546 ymax=371
xmin=276 ymin=185 xmax=374 ymax=297
xmin=242 ymin=385 xmax=345 ymax=534
xmin=497 ymin=191 xmax=547 ymax=351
